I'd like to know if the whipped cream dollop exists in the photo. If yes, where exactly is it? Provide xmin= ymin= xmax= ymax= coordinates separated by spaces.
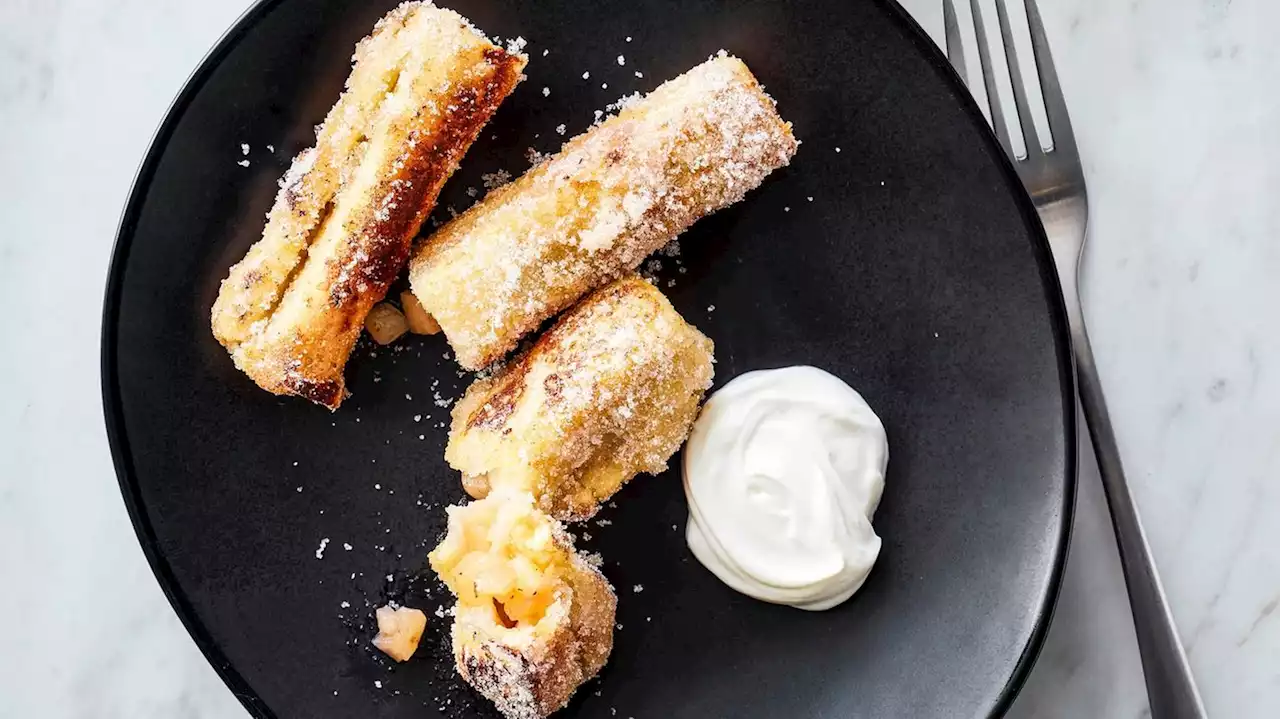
xmin=683 ymin=366 xmax=888 ymax=611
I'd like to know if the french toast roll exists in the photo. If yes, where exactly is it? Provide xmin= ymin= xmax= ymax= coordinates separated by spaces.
xmin=409 ymin=54 xmax=796 ymax=370
xmin=430 ymin=491 xmax=616 ymax=719
xmin=210 ymin=2 xmax=526 ymax=408
xmin=447 ymin=276 xmax=715 ymax=521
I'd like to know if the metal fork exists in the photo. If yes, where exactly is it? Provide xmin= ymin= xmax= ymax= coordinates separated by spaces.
xmin=942 ymin=1 xmax=1207 ymax=716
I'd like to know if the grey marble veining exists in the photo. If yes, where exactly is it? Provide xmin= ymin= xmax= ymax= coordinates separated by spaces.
xmin=1 ymin=0 xmax=1276 ymax=717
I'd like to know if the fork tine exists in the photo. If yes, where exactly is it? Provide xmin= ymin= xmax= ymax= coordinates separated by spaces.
xmin=992 ymin=0 xmax=1041 ymax=159
xmin=968 ymin=0 xmax=1013 ymax=155
xmin=1022 ymin=0 xmax=1076 ymax=154
xmin=943 ymin=0 xmax=968 ymax=85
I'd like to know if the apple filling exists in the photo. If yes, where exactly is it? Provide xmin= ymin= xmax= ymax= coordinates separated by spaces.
xmin=429 ymin=492 xmax=571 ymax=632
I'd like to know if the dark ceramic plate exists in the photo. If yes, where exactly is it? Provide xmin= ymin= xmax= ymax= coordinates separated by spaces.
xmin=101 ymin=0 xmax=1076 ymax=717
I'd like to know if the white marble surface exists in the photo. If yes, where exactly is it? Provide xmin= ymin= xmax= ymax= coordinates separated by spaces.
xmin=1 ymin=0 xmax=1276 ymax=716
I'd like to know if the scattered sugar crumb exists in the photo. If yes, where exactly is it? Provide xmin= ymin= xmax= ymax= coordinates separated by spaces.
xmin=237 ymin=160 xmax=250 ymax=167
xmin=707 ymin=305 xmax=716 ymax=313
xmin=375 ymin=483 xmax=381 ymax=490
xmin=466 ymin=186 xmax=478 ymax=198
xmin=601 ymin=83 xmax=608 ymax=89
xmin=807 ymin=196 xmax=814 ymax=202
xmin=555 ymin=123 xmax=567 ymax=135
xmin=374 ymin=680 xmax=383 ymax=689
xmin=835 ymin=147 xmax=842 ymax=153
xmin=542 ymin=49 xmax=549 ymax=56
xmin=617 ymin=55 xmax=626 ymax=66
xmin=482 ymin=169 xmax=512 ymax=190
xmin=784 ymin=206 xmax=791 ymax=212
xmin=542 ymin=86 xmax=550 ymax=97
xmin=315 ymin=538 xmax=330 ymax=559
xmin=414 ymin=414 xmax=422 ymax=422
xmin=634 ymin=71 xmax=643 ymax=78
xmin=505 ymin=36 xmax=527 ymax=54
xmin=240 ymin=143 xmax=250 ymax=155
xmin=266 ymin=144 xmax=275 ymax=152
xmin=633 ymin=584 xmax=644 ymax=593
xmin=582 ymin=71 xmax=591 ymax=80
xmin=405 ymin=393 xmax=412 ymax=401
xmin=343 ymin=543 xmax=352 ymax=551
xmin=296 ymin=486 xmax=302 ymax=493
xmin=292 ymin=461 xmax=298 ymax=466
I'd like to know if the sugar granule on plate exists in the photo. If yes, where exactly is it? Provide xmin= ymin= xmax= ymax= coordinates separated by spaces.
xmin=542 ymin=48 xmax=549 ymax=56
xmin=375 ymin=483 xmax=381 ymax=490
xmin=617 ymin=55 xmax=626 ymax=65
xmin=414 ymin=414 xmax=422 ymax=422
xmin=582 ymin=71 xmax=590 ymax=79
xmin=405 ymin=393 xmax=412 ymax=400
xmin=556 ymin=123 xmax=567 ymax=135
xmin=634 ymin=71 xmax=643 ymax=78
xmin=601 ymin=83 xmax=608 ymax=90
xmin=625 ymin=36 xmax=632 ymax=42
xmin=266 ymin=144 xmax=275 ymax=152
xmin=315 ymin=538 xmax=330 ymax=559
xmin=237 ymin=160 xmax=250 ymax=167
xmin=374 ymin=680 xmax=383 ymax=689
xmin=296 ymin=486 xmax=302 ymax=492
xmin=542 ymin=86 xmax=551 ymax=97
xmin=481 ymin=169 xmax=512 ymax=190
xmin=633 ymin=584 xmax=643 ymax=593
xmin=343 ymin=543 xmax=352 ymax=551
xmin=340 ymin=600 xmax=350 ymax=608
xmin=240 ymin=143 xmax=250 ymax=155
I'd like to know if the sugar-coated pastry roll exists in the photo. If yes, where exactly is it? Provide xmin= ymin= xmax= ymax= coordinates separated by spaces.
xmin=429 ymin=491 xmax=616 ymax=719
xmin=447 ymin=275 xmax=715 ymax=521
xmin=409 ymin=53 xmax=795 ymax=370
xmin=211 ymin=2 xmax=526 ymax=409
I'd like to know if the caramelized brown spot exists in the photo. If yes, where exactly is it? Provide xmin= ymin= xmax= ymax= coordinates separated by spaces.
xmin=467 ymin=357 xmax=533 ymax=430
xmin=543 ymin=372 xmax=564 ymax=400
xmin=284 ymin=376 xmax=344 ymax=410
xmin=493 ymin=599 xmax=517 ymax=629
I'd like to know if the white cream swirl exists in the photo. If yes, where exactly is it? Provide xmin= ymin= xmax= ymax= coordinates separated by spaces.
xmin=683 ymin=366 xmax=888 ymax=611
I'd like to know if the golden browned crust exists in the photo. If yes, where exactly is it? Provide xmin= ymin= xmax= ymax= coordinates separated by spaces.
xmin=210 ymin=2 xmax=526 ymax=408
xmin=409 ymin=53 xmax=797 ymax=370
xmin=447 ymin=276 xmax=715 ymax=521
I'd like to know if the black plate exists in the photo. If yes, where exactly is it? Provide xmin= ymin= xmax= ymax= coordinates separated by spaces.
xmin=101 ymin=0 xmax=1075 ymax=717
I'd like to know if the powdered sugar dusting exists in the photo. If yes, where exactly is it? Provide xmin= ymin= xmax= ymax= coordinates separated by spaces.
xmin=410 ymin=54 xmax=796 ymax=371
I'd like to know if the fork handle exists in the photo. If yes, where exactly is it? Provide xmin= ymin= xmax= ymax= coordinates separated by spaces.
xmin=1071 ymin=323 xmax=1209 ymax=718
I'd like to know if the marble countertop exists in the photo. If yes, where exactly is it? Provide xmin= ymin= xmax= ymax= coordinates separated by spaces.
xmin=2 ymin=0 xmax=1275 ymax=717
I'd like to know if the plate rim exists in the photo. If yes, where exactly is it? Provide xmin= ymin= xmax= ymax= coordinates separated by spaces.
xmin=98 ymin=1 xmax=1078 ymax=716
